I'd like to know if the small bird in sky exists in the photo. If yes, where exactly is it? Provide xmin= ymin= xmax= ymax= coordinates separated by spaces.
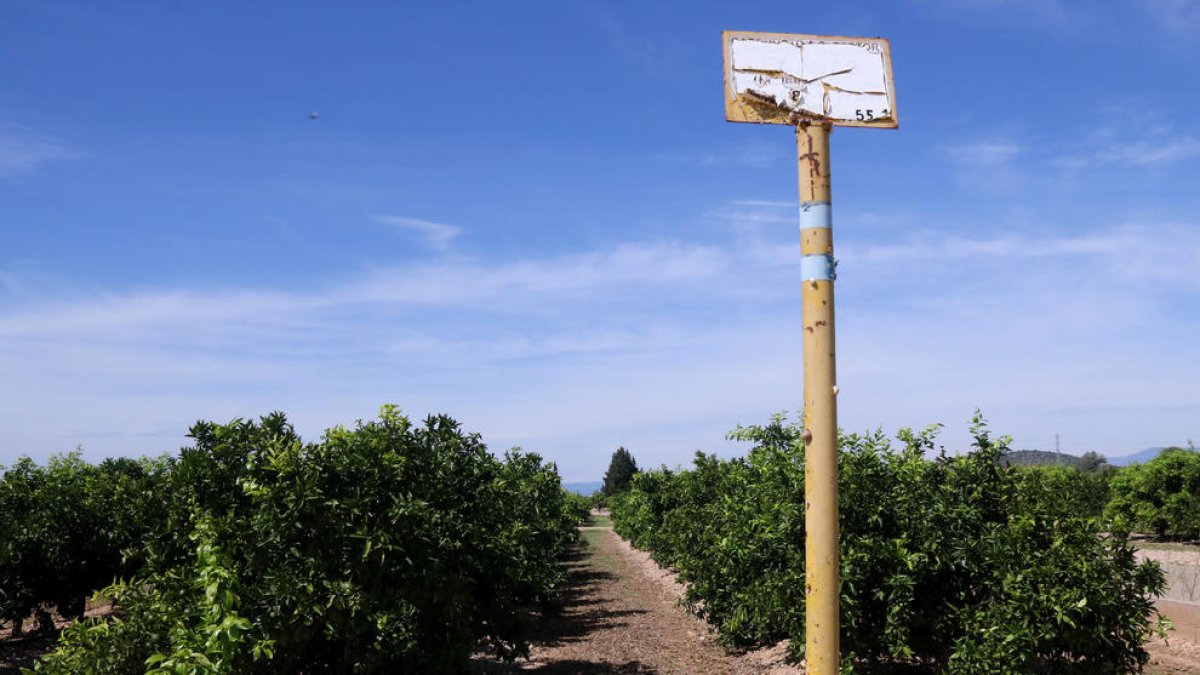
xmin=307 ymin=112 xmax=320 ymax=120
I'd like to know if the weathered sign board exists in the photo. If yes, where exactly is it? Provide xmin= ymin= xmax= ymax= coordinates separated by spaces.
xmin=723 ymin=31 xmax=897 ymax=128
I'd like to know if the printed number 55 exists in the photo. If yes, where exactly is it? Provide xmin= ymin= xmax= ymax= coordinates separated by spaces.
xmin=855 ymin=109 xmax=875 ymax=121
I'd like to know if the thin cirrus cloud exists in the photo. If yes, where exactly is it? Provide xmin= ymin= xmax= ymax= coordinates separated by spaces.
xmin=10 ymin=215 xmax=1188 ymax=361
xmin=1056 ymin=135 xmax=1200 ymax=169
xmin=0 ymin=240 xmax=730 ymax=342
xmin=371 ymin=215 xmax=463 ymax=250
xmin=574 ymin=2 xmax=692 ymax=79
xmin=1 ymin=207 xmax=1196 ymax=473
xmin=1144 ymin=0 xmax=1200 ymax=37
xmin=841 ymin=222 xmax=1200 ymax=292
xmin=948 ymin=128 xmax=1200 ymax=178
xmin=0 ymin=124 xmax=77 ymax=178
xmin=731 ymin=200 xmax=795 ymax=208
xmin=941 ymin=140 xmax=1026 ymax=193
xmin=657 ymin=140 xmax=787 ymax=168
xmin=0 ymin=238 xmax=743 ymax=468
xmin=915 ymin=0 xmax=1103 ymax=34
xmin=343 ymin=240 xmax=728 ymax=307
xmin=944 ymin=141 xmax=1024 ymax=167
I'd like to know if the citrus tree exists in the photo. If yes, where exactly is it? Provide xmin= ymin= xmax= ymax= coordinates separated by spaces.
xmin=33 ymin=407 xmax=581 ymax=674
xmin=0 ymin=453 xmax=170 ymax=633
xmin=1107 ymin=447 xmax=1200 ymax=538
xmin=612 ymin=413 xmax=1166 ymax=673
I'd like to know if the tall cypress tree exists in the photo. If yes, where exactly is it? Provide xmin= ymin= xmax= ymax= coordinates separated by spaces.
xmin=602 ymin=447 xmax=639 ymax=496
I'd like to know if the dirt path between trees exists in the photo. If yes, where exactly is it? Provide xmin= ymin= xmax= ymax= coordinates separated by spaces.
xmin=474 ymin=522 xmax=1200 ymax=675
xmin=472 ymin=524 xmax=798 ymax=675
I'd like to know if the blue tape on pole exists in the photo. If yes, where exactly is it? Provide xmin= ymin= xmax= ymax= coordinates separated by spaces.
xmin=799 ymin=201 xmax=832 ymax=230
xmin=801 ymin=254 xmax=837 ymax=281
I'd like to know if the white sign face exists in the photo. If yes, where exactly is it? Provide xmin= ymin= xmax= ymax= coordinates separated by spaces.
xmin=723 ymin=32 xmax=897 ymax=128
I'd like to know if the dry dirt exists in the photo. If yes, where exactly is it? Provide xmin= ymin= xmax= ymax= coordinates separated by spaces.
xmin=472 ymin=524 xmax=799 ymax=675
xmin=0 ymin=598 xmax=113 ymax=672
xmin=1146 ymin=635 xmax=1200 ymax=675
xmin=1138 ymin=547 xmax=1200 ymax=568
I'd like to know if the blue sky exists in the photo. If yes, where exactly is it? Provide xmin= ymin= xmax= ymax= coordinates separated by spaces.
xmin=2 ymin=0 xmax=1198 ymax=480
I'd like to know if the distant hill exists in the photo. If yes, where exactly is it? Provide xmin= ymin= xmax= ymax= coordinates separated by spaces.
xmin=1109 ymin=447 xmax=1166 ymax=467
xmin=1002 ymin=450 xmax=1083 ymax=468
xmin=564 ymin=480 xmax=602 ymax=496
xmin=1004 ymin=447 xmax=1181 ymax=469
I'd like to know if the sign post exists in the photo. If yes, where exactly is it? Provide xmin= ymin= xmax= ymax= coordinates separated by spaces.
xmin=723 ymin=31 xmax=897 ymax=675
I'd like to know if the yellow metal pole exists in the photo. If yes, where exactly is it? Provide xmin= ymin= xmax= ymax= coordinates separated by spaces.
xmin=797 ymin=122 xmax=839 ymax=674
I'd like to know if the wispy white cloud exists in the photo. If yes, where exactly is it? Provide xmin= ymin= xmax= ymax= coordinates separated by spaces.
xmin=943 ymin=140 xmax=1027 ymax=193
xmin=344 ymin=240 xmax=727 ymax=309
xmin=1 ymin=211 xmax=1196 ymax=478
xmin=1143 ymin=0 xmax=1200 ymax=38
xmin=844 ymin=223 xmax=1200 ymax=291
xmin=940 ymin=124 xmax=1200 ymax=187
xmin=945 ymin=142 xmax=1024 ymax=167
xmin=914 ymin=0 xmax=1105 ymax=34
xmin=0 ymin=241 xmax=729 ymax=341
xmin=371 ymin=215 xmax=462 ymax=250
xmin=657 ymin=140 xmax=787 ymax=169
xmin=732 ymin=200 xmax=794 ymax=208
xmin=0 ymin=123 xmax=77 ymax=177
xmin=710 ymin=208 xmax=793 ymax=226
xmin=1057 ymin=135 xmax=1200 ymax=169
xmin=0 ymin=238 xmax=745 ymax=474
xmin=575 ymin=4 xmax=691 ymax=79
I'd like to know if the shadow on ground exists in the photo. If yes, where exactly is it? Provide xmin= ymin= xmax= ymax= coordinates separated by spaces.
xmin=474 ymin=659 xmax=653 ymax=674
xmin=0 ymin=629 xmax=61 ymax=673
xmin=523 ymin=547 xmax=646 ymax=646
xmin=472 ymin=542 xmax=650 ymax=672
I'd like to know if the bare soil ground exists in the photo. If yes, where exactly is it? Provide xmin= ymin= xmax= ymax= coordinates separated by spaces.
xmin=0 ymin=599 xmax=112 ymax=672
xmin=0 ymin=630 xmax=59 ymax=673
xmin=472 ymin=524 xmax=797 ymax=674
xmin=1146 ymin=635 xmax=1200 ymax=675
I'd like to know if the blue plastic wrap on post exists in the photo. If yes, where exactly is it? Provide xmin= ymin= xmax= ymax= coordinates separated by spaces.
xmin=801 ymin=254 xmax=836 ymax=281
xmin=799 ymin=201 xmax=832 ymax=230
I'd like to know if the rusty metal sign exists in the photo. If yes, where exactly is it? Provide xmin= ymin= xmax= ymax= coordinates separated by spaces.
xmin=723 ymin=31 xmax=897 ymax=128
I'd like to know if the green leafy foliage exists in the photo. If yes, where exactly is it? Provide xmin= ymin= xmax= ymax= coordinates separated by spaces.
xmin=612 ymin=413 xmax=1166 ymax=673
xmin=1077 ymin=450 xmax=1112 ymax=474
xmin=561 ymin=490 xmax=592 ymax=526
xmin=29 ymin=407 xmax=580 ymax=674
xmin=0 ymin=453 xmax=172 ymax=628
xmin=1107 ymin=447 xmax=1200 ymax=538
xmin=27 ymin=514 xmax=268 ymax=675
xmin=1012 ymin=464 xmax=1112 ymax=521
